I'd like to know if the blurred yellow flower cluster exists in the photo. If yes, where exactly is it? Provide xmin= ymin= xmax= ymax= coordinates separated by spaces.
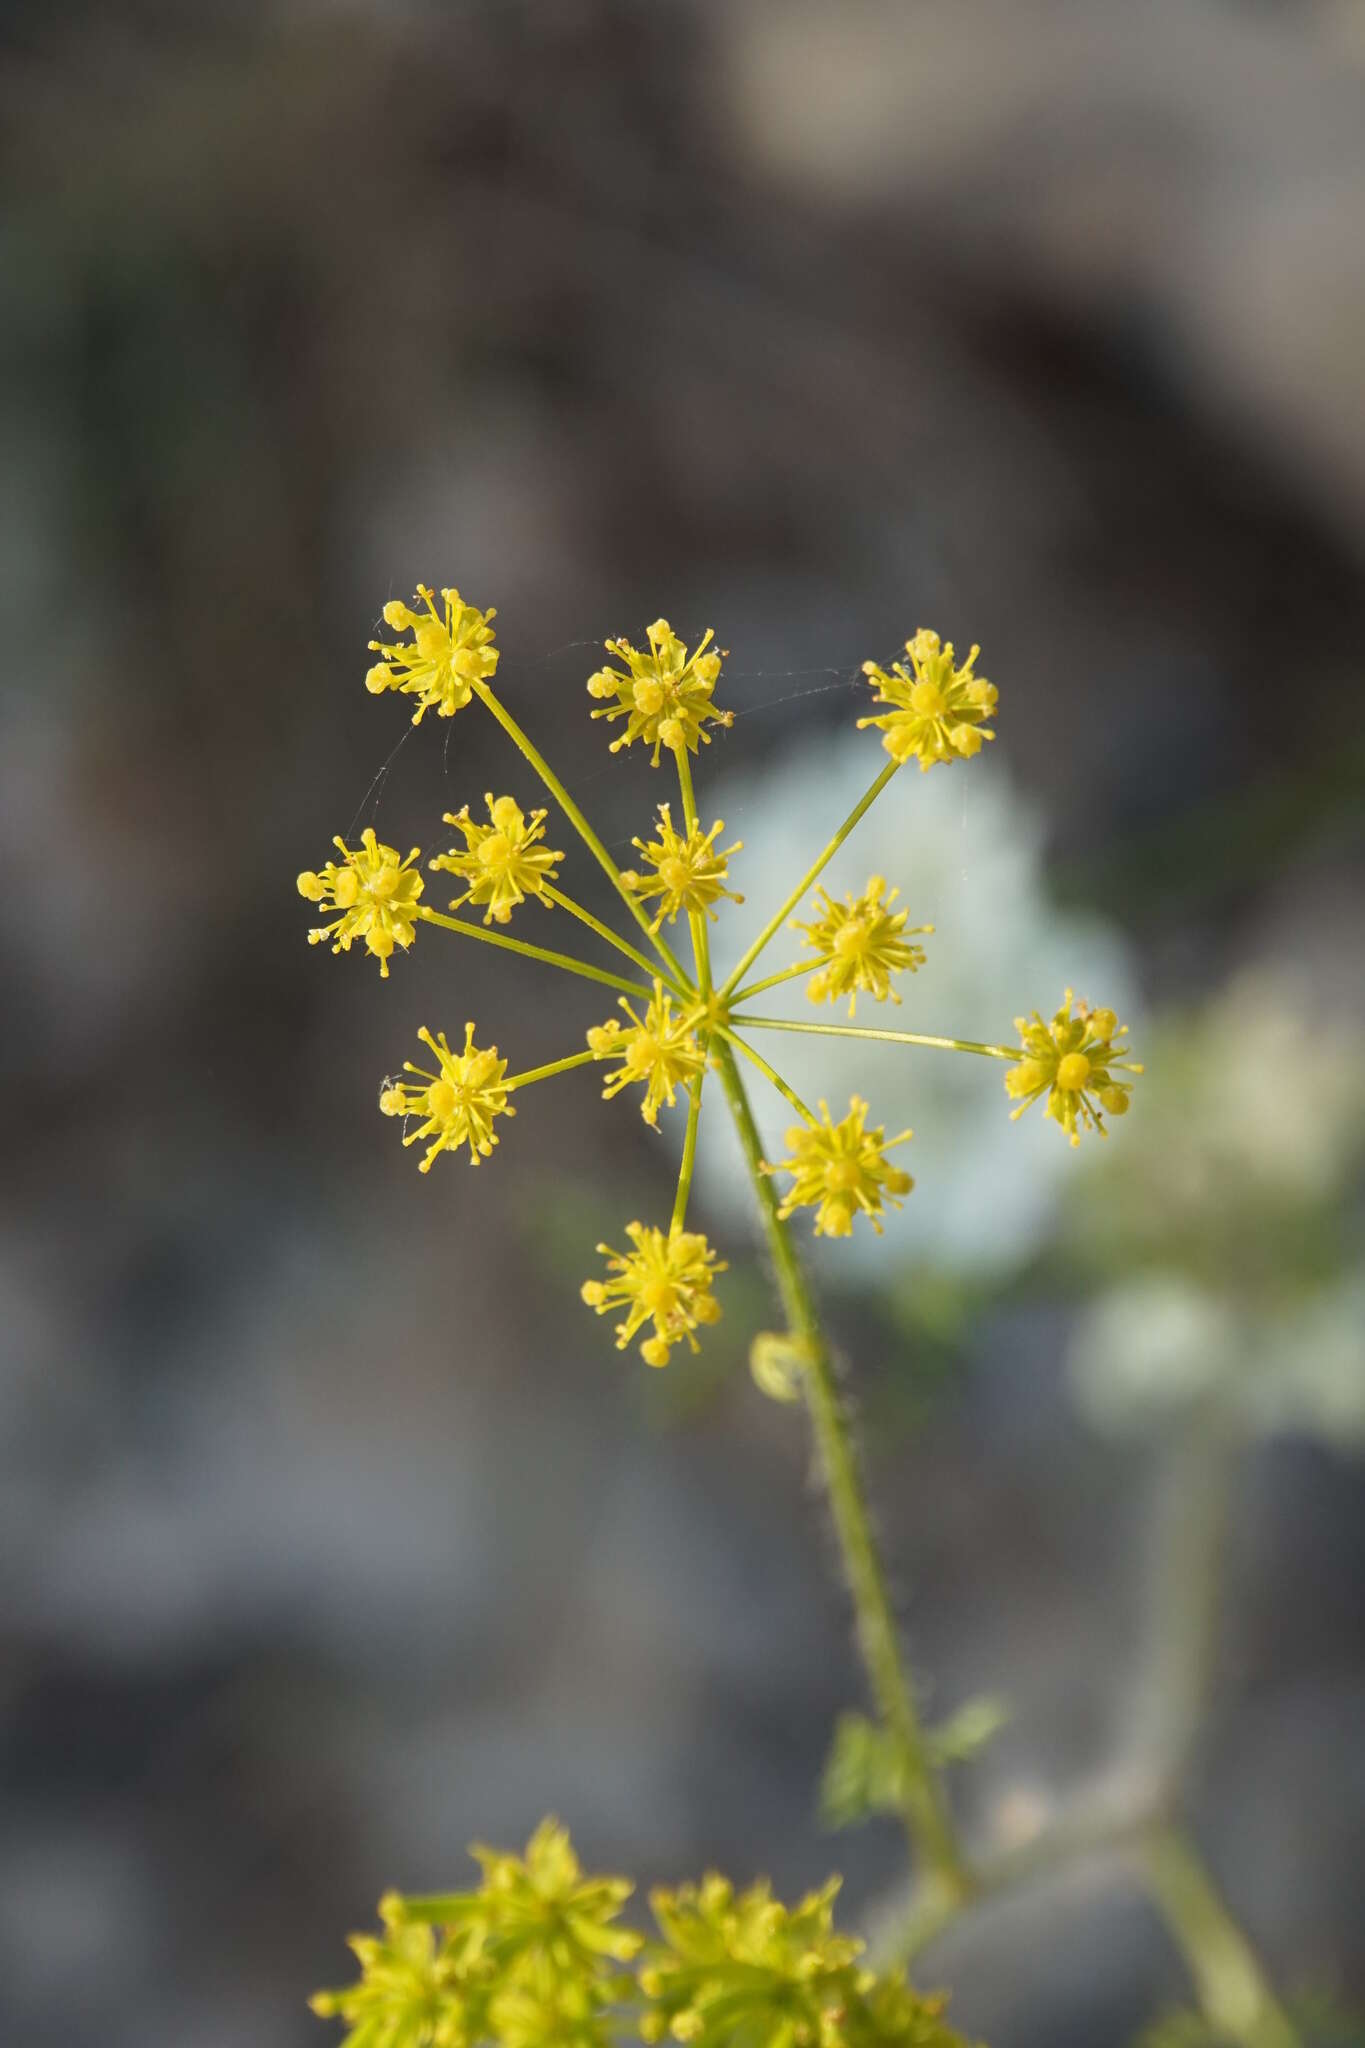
xmin=313 ymin=1821 xmax=968 ymax=2048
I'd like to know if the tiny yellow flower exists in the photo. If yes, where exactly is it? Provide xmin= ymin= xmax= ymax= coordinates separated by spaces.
xmin=793 ymin=875 xmax=931 ymax=1017
xmin=858 ymin=628 xmax=997 ymax=771
xmin=379 ymin=1022 xmax=514 ymax=1169
xmin=1005 ymin=988 xmax=1142 ymax=1146
xmin=620 ymin=802 xmax=744 ymax=932
xmin=365 ymin=585 xmax=499 ymax=723
xmin=470 ymin=1817 xmax=642 ymax=1966
xmin=309 ymin=1894 xmax=472 ymax=2046
xmin=587 ymin=981 xmax=706 ymax=1129
xmin=297 ymin=827 xmax=424 ymax=977
xmin=428 ymin=793 xmax=564 ymax=925
xmin=768 ymin=1097 xmax=914 ymax=1238
xmin=581 ymin=1222 xmax=726 ymax=1367
xmin=586 ymin=618 xmax=733 ymax=764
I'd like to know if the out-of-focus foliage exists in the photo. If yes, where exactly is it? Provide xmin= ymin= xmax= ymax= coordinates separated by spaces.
xmin=1066 ymin=971 xmax=1365 ymax=1449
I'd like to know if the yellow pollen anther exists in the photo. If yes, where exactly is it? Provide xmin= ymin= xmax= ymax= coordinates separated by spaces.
xmin=1057 ymin=1052 xmax=1091 ymax=1092
xmin=477 ymin=833 xmax=516 ymax=870
xmin=427 ymin=1079 xmax=457 ymax=1118
xmin=909 ymin=678 xmax=947 ymax=717
xmin=626 ymin=1034 xmax=661 ymax=1076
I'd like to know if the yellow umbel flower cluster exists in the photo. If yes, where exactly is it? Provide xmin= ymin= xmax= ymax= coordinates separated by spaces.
xmin=314 ymin=1822 xmax=968 ymax=2048
xmin=300 ymin=580 xmax=1138 ymax=1373
xmin=429 ymin=793 xmax=563 ymax=925
xmin=621 ymin=803 xmax=744 ymax=931
xmin=587 ymin=981 xmax=705 ymax=1129
xmin=366 ymin=585 xmax=499 ymax=723
xmin=794 ymin=875 xmax=931 ymax=1017
xmin=380 ymin=1023 xmax=514 ymax=1169
xmin=640 ymin=1870 xmax=967 ymax=2048
xmin=581 ymin=1222 xmax=726 ymax=1367
xmin=586 ymin=618 xmax=733 ymax=764
xmin=859 ymin=628 xmax=997 ymax=771
xmin=769 ymin=1097 xmax=914 ymax=1239
xmin=1006 ymin=989 xmax=1143 ymax=1146
xmin=297 ymin=828 xmax=424 ymax=977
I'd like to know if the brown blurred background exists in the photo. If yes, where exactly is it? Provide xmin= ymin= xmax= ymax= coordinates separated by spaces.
xmin=2 ymin=4 xmax=1363 ymax=2045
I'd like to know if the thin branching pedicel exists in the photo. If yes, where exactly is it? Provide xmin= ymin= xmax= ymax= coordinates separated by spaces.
xmin=298 ymin=596 xmax=1135 ymax=1369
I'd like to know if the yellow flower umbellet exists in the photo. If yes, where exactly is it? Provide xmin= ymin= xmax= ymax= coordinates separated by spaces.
xmin=297 ymin=828 xmax=424 ymax=977
xmin=859 ymin=628 xmax=996 ymax=771
xmin=581 ymin=1222 xmax=726 ymax=1367
xmin=621 ymin=802 xmax=744 ymax=931
xmin=793 ymin=875 xmax=931 ymax=1017
xmin=586 ymin=618 xmax=733 ymax=764
xmin=767 ymin=1097 xmax=914 ymax=1238
xmin=587 ymin=980 xmax=706 ymax=1129
xmin=299 ymin=584 xmax=1138 ymax=1371
xmin=1005 ymin=989 xmax=1143 ymax=1146
xmin=313 ymin=1823 xmax=969 ymax=2048
xmin=379 ymin=1023 xmax=514 ymax=1169
xmin=366 ymin=585 xmax=499 ymax=723
xmin=429 ymin=793 xmax=564 ymax=926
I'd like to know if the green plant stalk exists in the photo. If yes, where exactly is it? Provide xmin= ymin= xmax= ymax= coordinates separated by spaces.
xmin=716 ymin=1024 xmax=819 ymax=1127
xmin=671 ymin=1072 xmax=704 ymax=1233
xmin=733 ymin=1016 xmax=1018 ymax=1060
xmin=718 ymin=760 xmax=901 ymax=999
xmin=674 ymin=741 xmax=713 ymax=999
xmin=732 ymin=958 xmax=826 ymax=1004
xmin=713 ymin=1036 xmax=969 ymax=1899
xmin=417 ymin=906 xmax=650 ymax=997
xmin=541 ymin=884 xmax=674 ymax=989
xmin=473 ymin=679 xmax=691 ymax=990
xmin=1142 ymin=1826 xmax=1298 ymax=2048
xmin=505 ymin=1049 xmax=599 ymax=1091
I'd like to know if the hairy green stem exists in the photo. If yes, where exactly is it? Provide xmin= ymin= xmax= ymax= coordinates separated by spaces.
xmin=472 ymin=679 xmax=690 ymax=989
xmin=714 ymin=1038 xmax=968 ymax=1897
xmin=718 ymin=760 xmax=901 ymax=998
xmin=417 ymin=906 xmax=649 ymax=997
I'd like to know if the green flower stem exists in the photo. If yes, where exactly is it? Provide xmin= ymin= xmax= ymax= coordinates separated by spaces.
xmin=674 ymin=741 xmax=713 ymax=999
xmin=472 ymin=679 xmax=690 ymax=989
xmin=542 ymin=885 xmax=683 ymax=991
xmin=732 ymin=958 xmax=824 ymax=1004
xmin=1141 ymin=1404 xmax=1241 ymax=1786
xmin=671 ymin=1072 xmax=704 ymax=1233
xmin=505 ymin=1049 xmax=599 ymax=1091
xmin=713 ymin=1037 xmax=969 ymax=1899
xmin=733 ymin=1015 xmax=1018 ymax=1061
xmin=416 ymin=906 xmax=650 ymax=998
xmin=1142 ymin=1827 xmax=1299 ymax=2048
xmin=717 ymin=760 xmax=901 ymax=999
xmin=715 ymin=1026 xmax=819 ymax=1127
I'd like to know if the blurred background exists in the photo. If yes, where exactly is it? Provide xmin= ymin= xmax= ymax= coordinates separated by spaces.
xmin=2 ymin=3 xmax=1363 ymax=2044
